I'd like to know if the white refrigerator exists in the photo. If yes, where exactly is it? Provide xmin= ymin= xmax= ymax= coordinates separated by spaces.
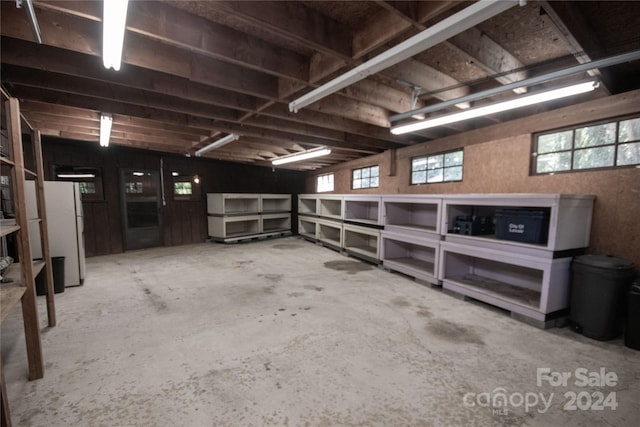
xmin=26 ymin=181 xmax=86 ymax=287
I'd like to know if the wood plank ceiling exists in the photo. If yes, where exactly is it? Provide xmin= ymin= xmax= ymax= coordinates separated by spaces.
xmin=2 ymin=1 xmax=639 ymax=170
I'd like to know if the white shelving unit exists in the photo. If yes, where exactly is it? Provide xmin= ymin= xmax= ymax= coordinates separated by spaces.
xmin=382 ymin=195 xmax=442 ymax=237
xmin=343 ymin=223 xmax=380 ymax=261
xmin=316 ymin=218 xmax=343 ymax=249
xmin=207 ymin=193 xmax=260 ymax=215
xmin=261 ymin=194 xmax=291 ymax=213
xmin=439 ymin=241 xmax=572 ymax=323
xmin=298 ymin=194 xmax=318 ymax=216
xmin=207 ymin=193 xmax=291 ymax=242
xmin=439 ymin=193 xmax=595 ymax=325
xmin=298 ymin=216 xmax=318 ymax=241
xmin=381 ymin=230 xmax=440 ymax=285
xmin=261 ymin=213 xmax=291 ymax=233
xmin=441 ymin=194 xmax=595 ymax=256
xmin=318 ymin=194 xmax=344 ymax=220
xmin=208 ymin=215 xmax=261 ymax=239
xmin=344 ymin=195 xmax=382 ymax=226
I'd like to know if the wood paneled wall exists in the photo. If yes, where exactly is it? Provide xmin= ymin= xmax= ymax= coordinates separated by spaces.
xmin=42 ymin=138 xmax=306 ymax=256
xmin=305 ymin=90 xmax=640 ymax=267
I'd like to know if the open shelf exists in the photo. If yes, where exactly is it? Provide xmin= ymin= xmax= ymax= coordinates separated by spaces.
xmin=317 ymin=219 xmax=342 ymax=248
xmin=298 ymin=194 xmax=318 ymax=216
xmin=344 ymin=195 xmax=382 ymax=226
xmin=442 ymin=194 xmax=595 ymax=252
xmin=207 ymin=193 xmax=260 ymax=215
xmin=261 ymin=194 xmax=291 ymax=213
xmin=261 ymin=213 xmax=291 ymax=233
xmin=298 ymin=217 xmax=317 ymax=240
xmin=383 ymin=196 xmax=441 ymax=237
xmin=208 ymin=215 xmax=261 ymax=239
xmin=318 ymin=195 xmax=343 ymax=220
xmin=439 ymin=241 xmax=572 ymax=321
xmin=381 ymin=231 xmax=439 ymax=284
xmin=1 ymin=225 xmax=20 ymax=237
xmin=343 ymin=223 xmax=380 ymax=260
xmin=0 ymin=282 xmax=26 ymax=324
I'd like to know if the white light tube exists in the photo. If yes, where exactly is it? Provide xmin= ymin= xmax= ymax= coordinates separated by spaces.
xmin=288 ymin=0 xmax=517 ymax=113
xmin=57 ymin=174 xmax=96 ymax=179
xmin=100 ymin=113 xmax=112 ymax=147
xmin=103 ymin=0 xmax=129 ymax=71
xmin=272 ymin=148 xmax=331 ymax=165
xmin=391 ymin=80 xmax=599 ymax=135
xmin=195 ymin=133 xmax=239 ymax=156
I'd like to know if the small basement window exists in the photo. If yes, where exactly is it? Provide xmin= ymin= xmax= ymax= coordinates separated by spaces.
xmin=317 ymin=173 xmax=334 ymax=192
xmin=533 ymin=115 xmax=640 ymax=174
xmin=172 ymin=172 xmax=201 ymax=201
xmin=54 ymin=165 xmax=104 ymax=200
xmin=411 ymin=149 xmax=463 ymax=185
xmin=352 ymin=165 xmax=379 ymax=189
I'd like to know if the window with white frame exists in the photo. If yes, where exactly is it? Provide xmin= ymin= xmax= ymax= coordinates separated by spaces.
xmin=352 ymin=165 xmax=379 ymax=189
xmin=317 ymin=173 xmax=334 ymax=192
xmin=533 ymin=116 xmax=640 ymax=174
xmin=411 ymin=149 xmax=463 ymax=185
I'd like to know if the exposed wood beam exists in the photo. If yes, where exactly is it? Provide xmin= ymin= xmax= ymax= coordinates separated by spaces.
xmin=2 ymin=66 xmax=242 ymax=122
xmin=1 ymin=39 xmax=259 ymax=112
xmin=20 ymin=101 xmax=211 ymax=139
xmin=0 ymin=5 xmax=280 ymax=100
xmin=34 ymin=0 xmax=311 ymax=82
xmin=449 ymin=27 xmax=528 ymax=92
xmin=540 ymin=2 xmax=610 ymax=92
xmin=210 ymin=1 xmax=354 ymax=59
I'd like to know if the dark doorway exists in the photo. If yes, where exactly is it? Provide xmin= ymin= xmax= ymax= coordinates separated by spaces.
xmin=120 ymin=169 xmax=162 ymax=250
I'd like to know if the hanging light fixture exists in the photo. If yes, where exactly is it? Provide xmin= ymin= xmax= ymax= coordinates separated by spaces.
xmin=99 ymin=113 xmax=112 ymax=147
xmin=391 ymin=79 xmax=599 ymax=135
xmin=195 ymin=133 xmax=239 ymax=157
xmin=272 ymin=147 xmax=332 ymax=165
xmin=103 ymin=0 xmax=129 ymax=71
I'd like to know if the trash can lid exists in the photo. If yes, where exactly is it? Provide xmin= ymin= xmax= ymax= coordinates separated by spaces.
xmin=574 ymin=254 xmax=635 ymax=270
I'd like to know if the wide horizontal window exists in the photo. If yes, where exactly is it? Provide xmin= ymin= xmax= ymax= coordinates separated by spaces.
xmin=411 ymin=149 xmax=463 ymax=185
xmin=533 ymin=116 xmax=640 ymax=174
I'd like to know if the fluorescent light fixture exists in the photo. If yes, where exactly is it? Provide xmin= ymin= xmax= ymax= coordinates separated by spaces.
xmin=171 ymin=172 xmax=179 ymax=177
xmin=288 ymin=0 xmax=516 ymax=113
xmin=391 ymin=50 xmax=640 ymax=123
xmin=16 ymin=0 xmax=42 ymax=44
xmin=103 ymin=0 xmax=129 ymax=71
xmin=272 ymin=148 xmax=331 ymax=166
xmin=132 ymin=172 xmax=144 ymax=176
xmin=391 ymin=80 xmax=599 ymax=135
xmin=195 ymin=133 xmax=239 ymax=157
xmin=57 ymin=173 xmax=96 ymax=179
xmin=100 ymin=113 xmax=112 ymax=147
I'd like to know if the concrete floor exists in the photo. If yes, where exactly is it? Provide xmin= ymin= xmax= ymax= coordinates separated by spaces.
xmin=2 ymin=237 xmax=639 ymax=426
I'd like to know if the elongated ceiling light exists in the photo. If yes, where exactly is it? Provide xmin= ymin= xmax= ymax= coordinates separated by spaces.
xmin=100 ymin=113 xmax=112 ymax=147
xmin=16 ymin=0 xmax=42 ymax=44
xmin=195 ymin=133 xmax=239 ymax=157
xmin=288 ymin=0 xmax=517 ymax=113
xmin=57 ymin=173 xmax=96 ymax=179
xmin=272 ymin=148 xmax=331 ymax=165
xmin=103 ymin=0 xmax=129 ymax=71
xmin=391 ymin=80 xmax=599 ymax=135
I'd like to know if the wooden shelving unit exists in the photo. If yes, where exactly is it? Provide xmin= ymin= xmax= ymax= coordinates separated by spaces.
xmin=1 ymin=90 xmax=56 ymax=426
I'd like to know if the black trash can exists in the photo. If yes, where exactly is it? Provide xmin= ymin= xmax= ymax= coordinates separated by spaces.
xmin=52 ymin=256 xmax=65 ymax=294
xmin=35 ymin=256 xmax=66 ymax=295
xmin=570 ymin=255 xmax=636 ymax=340
xmin=625 ymin=281 xmax=640 ymax=350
